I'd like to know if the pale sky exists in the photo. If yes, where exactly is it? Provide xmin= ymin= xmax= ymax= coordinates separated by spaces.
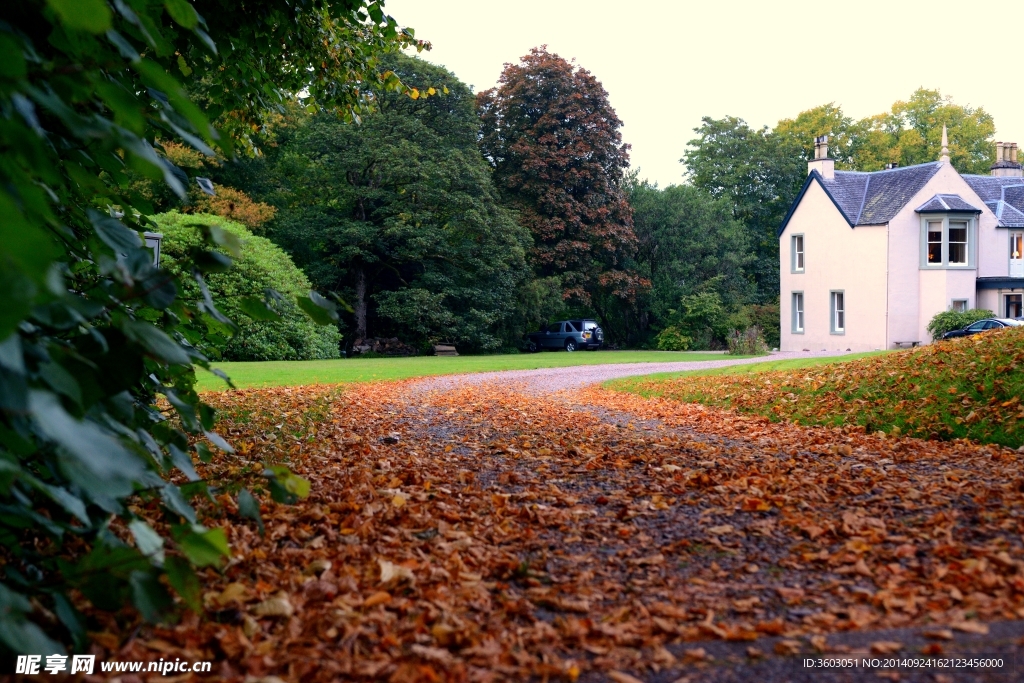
xmin=386 ymin=0 xmax=1024 ymax=188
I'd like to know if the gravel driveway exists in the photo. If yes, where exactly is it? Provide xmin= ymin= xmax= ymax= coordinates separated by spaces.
xmin=416 ymin=350 xmax=851 ymax=394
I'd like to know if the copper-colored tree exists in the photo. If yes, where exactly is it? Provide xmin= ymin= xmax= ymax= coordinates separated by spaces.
xmin=478 ymin=47 xmax=646 ymax=309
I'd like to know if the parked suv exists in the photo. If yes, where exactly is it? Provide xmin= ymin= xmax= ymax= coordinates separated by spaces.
xmin=526 ymin=319 xmax=604 ymax=352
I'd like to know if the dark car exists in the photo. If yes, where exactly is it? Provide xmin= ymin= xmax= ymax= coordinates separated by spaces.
xmin=526 ymin=319 xmax=604 ymax=352
xmin=940 ymin=317 xmax=1022 ymax=340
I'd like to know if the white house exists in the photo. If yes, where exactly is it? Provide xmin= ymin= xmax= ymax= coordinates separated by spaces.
xmin=778 ymin=130 xmax=1024 ymax=352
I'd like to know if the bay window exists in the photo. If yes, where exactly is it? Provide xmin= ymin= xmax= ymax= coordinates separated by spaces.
xmin=920 ymin=215 xmax=977 ymax=269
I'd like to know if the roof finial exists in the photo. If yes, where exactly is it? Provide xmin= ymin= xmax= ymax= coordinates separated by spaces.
xmin=940 ymin=124 xmax=950 ymax=163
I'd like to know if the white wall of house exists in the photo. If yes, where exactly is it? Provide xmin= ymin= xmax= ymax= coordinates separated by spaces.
xmin=779 ymin=182 xmax=888 ymax=352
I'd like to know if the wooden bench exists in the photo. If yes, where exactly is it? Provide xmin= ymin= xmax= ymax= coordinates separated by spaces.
xmin=892 ymin=341 xmax=921 ymax=348
xmin=434 ymin=344 xmax=458 ymax=357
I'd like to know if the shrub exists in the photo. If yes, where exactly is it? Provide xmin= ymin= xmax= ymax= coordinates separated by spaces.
xmin=727 ymin=326 xmax=770 ymax=355
xmin=926 ymin=308 xmax=993 ymax=340
xmin=155 ymin=213 xmax=341 ymax=361
xmin=655 ymin=325 xmax=692 ymax=351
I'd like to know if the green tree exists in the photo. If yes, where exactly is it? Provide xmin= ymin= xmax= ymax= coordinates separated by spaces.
xmin=155 ymin=213 xmax=342 ymax=361
xmin=774 ymin=103 xmax=857 ymax=169
xmin=226 ymin=55 xmax=531 ymax=352
xmin=477 ymin=46 xmax=646 ymax=324
xmin=850 ymin=88 xmax=995 ymax=173
xmin=683 ymin=116 xmax=805 ymax=303
xmin=627 ymin=178 xmax=753 ymax=340
xmin=0 ymin=0 xmax=418 ymax=652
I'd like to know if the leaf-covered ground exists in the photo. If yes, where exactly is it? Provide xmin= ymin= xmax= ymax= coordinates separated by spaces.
xmin=82 ymin=371 xmax=1024 ymax=681
xmin=612 ymin=327 xmax=1024 ymax=448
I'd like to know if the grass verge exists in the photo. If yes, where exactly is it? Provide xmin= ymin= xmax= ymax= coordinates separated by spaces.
xmin=606 ymin=351 xmax=887 ymax=392
xmin=607 ymin=329 xmax=1024 ymax=448
xmin=197 ymin=350 xmax=752 ymax=391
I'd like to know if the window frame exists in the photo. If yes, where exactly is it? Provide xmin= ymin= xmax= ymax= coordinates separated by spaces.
xmin=919 ymin=215 xmax=977 ymax=269
xmin=951 ymin=299 xmax=968 ymax=313
xmin=829 ymin=290 xmax=845 ymax=335
xmin=791 ymin=234 xmax=805 ymax=273
xmin=791 ymin=291 xmax=804 ymax=334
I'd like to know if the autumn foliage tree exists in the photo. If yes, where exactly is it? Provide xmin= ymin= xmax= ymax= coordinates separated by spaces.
xmin=478 ymin=47 xmax=646 ymax=318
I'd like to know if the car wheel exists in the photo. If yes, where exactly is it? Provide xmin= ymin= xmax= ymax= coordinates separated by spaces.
xmin=564 ymin=339 xmax=577 ymax=352
xmin=527 ymin=341 xmax=538 ymax=353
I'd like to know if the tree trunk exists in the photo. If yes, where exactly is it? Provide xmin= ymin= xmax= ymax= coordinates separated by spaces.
xmin=354 ymin=266 xmax=367 ymax=341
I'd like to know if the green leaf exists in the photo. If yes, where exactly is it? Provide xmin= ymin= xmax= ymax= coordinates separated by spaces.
xmin=161 ymin=484 xmax=197 ymax=523
xmin=237 ymin=296 xmax=281 ymax=321
xmin=89 ymin=210 xmax=142 ymax=255
xmin=0 ymin=34 xmax=27 ymax=79
xmin=264 ymin=465 xmax=310 ymax=504
xmin=164 ymin=0 xmax=199 ymax=29
xmin=51 ymin=594 xmax=86 ymax=650
xmin=236 ymin=488 xmax=264 ymax=535
xmin=174 ymin=525 xmax=228 ymax=568
xmin=128 ymin=520 xmax=165 ymax=563
xmin=203 ymin=430 xmax=234 ymax=454
xmin=201 ymin=224 xmax=242 ymax=257
xmin=176 ymin=53 xmax=192 ymax=77
xmin=95 ymin=81 xmax=145 ymax=135
xmin=167 ymin=444 xmax=199 ymax=481
xmin=122 ymin=320 xmax=191 ymax=366
xmin=129 ymin=570 xmax=173 ymax=622
xmin=0 ymin=191 xmax=61 ymax=283
xmin=164 ymin=556 xmax=201 ymax=613
xmin=194 ymin=442 xmax=212 ymax=463
xmin=29 ymin=390 xmax=147 ymax=501
xmin=0 ymin=583 xmax=66 ymax=655
xmin=296 ymin=291 xmax=338 ymax=325
xmin=46 ymin=0 xmax=112 ymax=34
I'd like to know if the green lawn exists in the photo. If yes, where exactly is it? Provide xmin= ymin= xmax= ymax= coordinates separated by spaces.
xmin=197 ymin=350 xmax=752 ymax=391
xmin=605 ymin=351 xmax=889 ymax=393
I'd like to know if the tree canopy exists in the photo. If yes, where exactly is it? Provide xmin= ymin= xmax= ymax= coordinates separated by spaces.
xmin=220 ymin=54 xmax=531 ymax=352
xmin=477 ymin=46 xmax=645 ymax=313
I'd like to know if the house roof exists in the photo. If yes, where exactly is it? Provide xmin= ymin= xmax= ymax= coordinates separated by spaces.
xmin=962 ymin=175 xmax=1024 ymax=227
xmin=779 ymin=162 xmax=943 ymax=236
xmin=914 ymin=194 xmax=982 ymax=214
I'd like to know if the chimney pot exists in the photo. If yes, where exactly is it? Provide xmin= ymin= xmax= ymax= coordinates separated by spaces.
xmin=990 ymin=141 xmax=1023 ymax=176
xmin=807 ymin=135 xmax=834 ymax=178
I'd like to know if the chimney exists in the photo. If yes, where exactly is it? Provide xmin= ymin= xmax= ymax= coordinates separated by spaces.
xmin=807 ymin=135 xmax=835 ymax=179
xmin=991 ymin=140 xmax=1023 ymax=177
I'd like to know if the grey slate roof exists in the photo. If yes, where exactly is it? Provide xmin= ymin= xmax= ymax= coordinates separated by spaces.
xmin=817 ymin=162 xmax=943 ymax=225
xmin=914 ymin=194 xmax=982 ymax=213
xmin=780 ymin=161 xmax=1024 ymax=236
xmin=962 ymin=175 xmax=1024 ymax=227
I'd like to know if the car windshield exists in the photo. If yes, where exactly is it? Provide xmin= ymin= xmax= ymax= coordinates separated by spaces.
xmin=584 ymin=321 xmax=597 ymax=330
xmin=966 ymin=321 xmax=988 ymax=331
